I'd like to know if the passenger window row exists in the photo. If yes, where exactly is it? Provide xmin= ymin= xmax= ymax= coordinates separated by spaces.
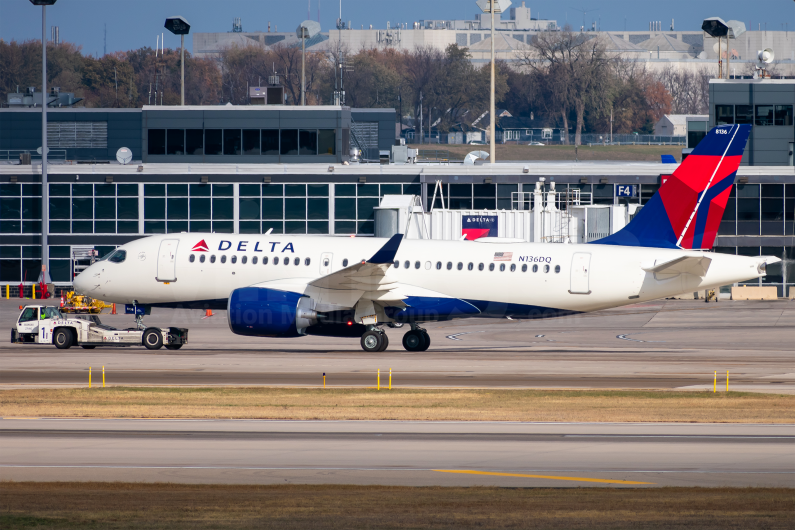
xmin=392 ymin=260 xmax=561 ymax=274
xmin=189 ymin=253 xmax=311 ymax=266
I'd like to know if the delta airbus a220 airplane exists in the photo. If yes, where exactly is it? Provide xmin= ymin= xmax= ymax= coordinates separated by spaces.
xmin=74 ymin=124 xmax=778 ymax=352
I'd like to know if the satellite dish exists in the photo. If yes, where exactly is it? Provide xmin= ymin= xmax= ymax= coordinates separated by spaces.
xmin=758 ymin=48 xmax=774 ymax=63
xmin=464 ymin=150 xmax=489 ymax=165
xmin=712 ymin=42 xmax=720 ymax=54
xmin=36 ymin=147 xmax=49 ymax=155
xmin=116 ymin=147 xmax=133 ymax=165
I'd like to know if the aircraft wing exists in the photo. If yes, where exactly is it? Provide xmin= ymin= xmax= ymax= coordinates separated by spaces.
xmin=642 ymin=255 xmax=712 ymax=277
xmin=308 ymin=234 xmax=402 ymax=293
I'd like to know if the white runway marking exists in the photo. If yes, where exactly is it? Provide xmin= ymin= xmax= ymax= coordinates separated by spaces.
xmin=446 ymin=331 xmax=485 ymax=341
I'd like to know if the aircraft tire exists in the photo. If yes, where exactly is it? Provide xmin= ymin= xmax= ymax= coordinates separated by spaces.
xmin=420 ymin=331 xmax=431 ymax=351
xmin=378 ymin=332 xmax=389 ymax=352
xmin=402 ymin=330 xmax=425 ymax=352
xmin=360 ymin=330 xmax=383 ymax=353
xmin=53 ymin=328 xmax=73 ymax=350
xmin=142 ymin=328 xmax=164 ymax=350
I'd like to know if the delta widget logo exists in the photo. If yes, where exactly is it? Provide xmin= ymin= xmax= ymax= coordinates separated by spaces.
xmin=191 ymin=239 xmax=209 ymax=252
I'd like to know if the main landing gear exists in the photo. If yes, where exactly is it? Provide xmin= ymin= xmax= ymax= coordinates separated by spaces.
xmin=361 ymin=328 xmax=389 ymax=353
xmin=402 ymin=326 xmax=430 ymax=352
xmin=358 ymin=324 xmax=429 ymax=353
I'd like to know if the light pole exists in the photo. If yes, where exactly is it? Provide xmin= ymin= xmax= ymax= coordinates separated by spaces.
xmin=30 ymin=0 xmax=57 ymax=288
xmin=165 ymin=17 xmax=191 ymax=106
xmin=477 ymin=0 xmax=511 ymax=164
xmin=296 ymin=20 xmax=320 ymax=106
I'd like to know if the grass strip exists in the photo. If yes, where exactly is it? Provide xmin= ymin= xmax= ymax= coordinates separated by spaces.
xmin=2 ymin=388 xmax=793 ymax=423
xmin=1 ymin=482 xmax=793 ymax=530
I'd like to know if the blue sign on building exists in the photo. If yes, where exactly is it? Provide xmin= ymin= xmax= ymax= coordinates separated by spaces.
xmin=616 ymin=185 xmax=637 ymax=198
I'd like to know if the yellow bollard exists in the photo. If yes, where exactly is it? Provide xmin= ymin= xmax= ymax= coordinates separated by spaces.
xmin=323 ymin=372 xmax=326 ymax=388
xmin=713 ymin=371 xmax=716 ymax=393
xmin=377 ymin=369 xmax=380 ymax=390
xmin=5 ymin=284 xmax=9 ymax=299
xmin=727 ymin=370 xmax=729 ymax=392
xmin=103 ymin=366 xmax=106 ymax=388
xmin=389 ymin=368 xmax=392 ymax=390
xmin=32 ymin=284 xmax=36 ymax=299
xmin=89 ymin=367 xmax=92 ymax=388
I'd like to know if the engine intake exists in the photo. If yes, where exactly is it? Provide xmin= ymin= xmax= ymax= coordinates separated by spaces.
xmin=228 ymin=287 xmax=317 ymax=337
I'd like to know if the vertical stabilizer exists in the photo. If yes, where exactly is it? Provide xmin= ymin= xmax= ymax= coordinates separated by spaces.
xmin=593 ymin=124 xmax=751 ymax=249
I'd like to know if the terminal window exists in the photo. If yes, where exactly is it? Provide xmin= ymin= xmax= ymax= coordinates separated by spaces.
xmin=146 ymin=128 xmax=337 ymax=157
xmin=0 ymin=183 xmax=42 ymax=235
xmin=714 ymin=105 xmax=753 ymax=126
xmin=48 ymin=183 xmax=137 ymax=235
xmin=0 ymin=245 xmax=42 ymax=283
xmin=144 ymin=183 xmax=233 ymax=234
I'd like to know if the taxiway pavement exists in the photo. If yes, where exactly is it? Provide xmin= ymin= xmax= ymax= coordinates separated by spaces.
xmin=2 ymin=299 xmax=793 ymax=392
xmin=1 ymin=418 xmax=792 ymax=487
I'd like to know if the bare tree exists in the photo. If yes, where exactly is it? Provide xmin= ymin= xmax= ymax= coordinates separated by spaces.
xmin=521 ymin=28 xmax=613 ymax=145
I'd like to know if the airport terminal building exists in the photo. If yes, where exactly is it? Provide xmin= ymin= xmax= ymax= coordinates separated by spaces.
xmin=1 ymin=97 xmax=793 ymax=296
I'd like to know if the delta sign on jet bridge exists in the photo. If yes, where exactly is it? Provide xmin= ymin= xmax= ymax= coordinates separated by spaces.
xmin=74 ymin=125 xmax=778 ymax=352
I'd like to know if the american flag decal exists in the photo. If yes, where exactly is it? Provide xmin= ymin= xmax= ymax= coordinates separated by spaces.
xmin=493 ymin=252 xmax=513 ymax=261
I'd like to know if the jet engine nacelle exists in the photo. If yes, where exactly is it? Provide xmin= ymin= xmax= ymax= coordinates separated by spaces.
xmin=228 ymin=287 xmax=317 ymax=337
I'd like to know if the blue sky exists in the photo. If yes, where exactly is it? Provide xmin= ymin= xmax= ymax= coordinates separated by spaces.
xmin=1 ymin=0 xmax=793 ymax=57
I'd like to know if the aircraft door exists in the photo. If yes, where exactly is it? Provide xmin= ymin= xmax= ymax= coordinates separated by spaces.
xmin=156 ymin=239 xmax=179 ymax=282
xmin=569 ymin=252 xmax=591 ymax=294
xmin=320 ymin=252 xmax=333 ymax=275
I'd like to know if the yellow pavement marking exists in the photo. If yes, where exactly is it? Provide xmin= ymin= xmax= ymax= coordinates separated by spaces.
xmin=434 ymin=469 xmax=655 ymax=485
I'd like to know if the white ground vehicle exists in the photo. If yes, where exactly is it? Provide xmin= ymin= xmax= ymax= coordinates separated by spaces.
xmin=10 ymin=305 xmax=188 ymax=350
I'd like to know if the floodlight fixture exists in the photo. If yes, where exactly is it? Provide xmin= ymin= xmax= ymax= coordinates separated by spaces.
xmin=702 ymin=17 xmax=728 ymax=37
xmin=296 ymin=20 xmax=321 ymax=106
xmin=164 ymin=16 xmax=191 ymax=35
xmin=29 ymin=0 xmax=57 ymax=5
xmin=702 ymin=17 xmax=729 ymax=79
xmin=476 ymin=0 xmax=511 ymax=164
xmin=476 ymin=0 xmax=511 ymax=13
xmin=165 ymin=16 xmax=191 ymax=105
xmin=726 ymin=20 xmax=746 ymax=39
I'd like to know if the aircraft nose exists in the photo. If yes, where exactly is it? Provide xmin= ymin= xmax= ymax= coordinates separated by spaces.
xmin=72 ymin=266 xmax=93 ymax=294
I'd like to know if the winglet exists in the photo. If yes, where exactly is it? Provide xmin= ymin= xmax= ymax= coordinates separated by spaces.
xmin=368 ymin=234 xmax=403 ymax=264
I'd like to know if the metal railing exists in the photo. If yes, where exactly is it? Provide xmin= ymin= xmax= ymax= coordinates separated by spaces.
xmin=0 ymin=149 xmax=68 ymax=161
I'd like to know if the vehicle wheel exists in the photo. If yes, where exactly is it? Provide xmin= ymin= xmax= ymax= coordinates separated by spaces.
xmin=378 ymin=332 xmax=390 ymax=352
xmin=81 ymin=345 xmax=96 ymax=349
xmin=360 ymin=330 xmax=384 ymax=353
xmin=142 ymin=328 xmax=164 ymax=350
xmin=402 ymin=330 xmax=426 ymax=352
xmin=165 ymin=344 xmax=183 ymax=350
xmin=53 ymin=328 xmax=73 ymax=350
xmin=419 ymin=331 xmax=431 ymax=351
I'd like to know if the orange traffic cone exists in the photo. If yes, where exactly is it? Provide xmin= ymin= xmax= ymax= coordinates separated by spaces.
xmin=60 ymin=293 xmax=64 ymax=308
xmin=202 ymin=309 xmax=214 ymax=319
xmin=111 ymin=303 xmax=117 ymax=315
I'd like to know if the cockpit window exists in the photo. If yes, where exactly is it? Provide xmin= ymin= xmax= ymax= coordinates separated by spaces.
xmin=108 ymin=250 xmax=127 ymax=263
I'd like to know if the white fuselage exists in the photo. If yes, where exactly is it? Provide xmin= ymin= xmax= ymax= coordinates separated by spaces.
xmin=74 ymin=234 xmax=767 ymax=318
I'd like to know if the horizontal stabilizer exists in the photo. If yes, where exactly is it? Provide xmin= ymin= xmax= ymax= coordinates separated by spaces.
xmin=642 ymin=255 xmax=712 ymax=277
